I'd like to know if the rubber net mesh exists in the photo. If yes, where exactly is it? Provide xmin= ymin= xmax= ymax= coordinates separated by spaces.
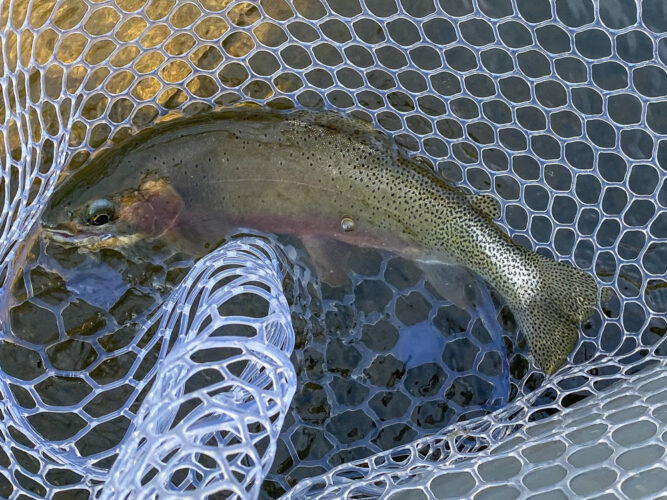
xmin=0 ymin=0 xmax=665 ymax=498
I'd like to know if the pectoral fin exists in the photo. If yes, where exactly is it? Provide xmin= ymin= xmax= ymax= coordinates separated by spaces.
xmin=301 ymin=236 xmax=353 ymax=288
xmin=170 ymin=211 xmax=227 ymax=256
xmin=468 ymin=194 xmax=501 ymax=219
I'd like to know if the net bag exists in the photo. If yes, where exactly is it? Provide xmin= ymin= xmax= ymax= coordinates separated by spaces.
xmin=0 ymin=0 xmax=665 ymax=498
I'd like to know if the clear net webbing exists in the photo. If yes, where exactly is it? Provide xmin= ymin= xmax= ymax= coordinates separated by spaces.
xmin=0 ymin=0 xmax=665 ymax=498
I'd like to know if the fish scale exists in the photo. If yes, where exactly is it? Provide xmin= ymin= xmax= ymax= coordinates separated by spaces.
xmin=42 ymin=110 xmax=602 ymax=374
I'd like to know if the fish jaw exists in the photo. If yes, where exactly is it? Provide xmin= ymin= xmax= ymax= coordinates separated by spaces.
xmin=41 ymin=227 xmax=141 ymax=251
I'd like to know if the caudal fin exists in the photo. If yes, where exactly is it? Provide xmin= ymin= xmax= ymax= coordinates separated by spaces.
xmin=513 ymin=256 xmax=601 ymax=375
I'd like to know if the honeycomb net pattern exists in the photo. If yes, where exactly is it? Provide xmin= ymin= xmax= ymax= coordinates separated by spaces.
xmin=0 ymin=0 xmax=664 ymax=498
xmin=0 ymin=238 xmax=297 ymax=496
xmin=264 ymin=243 xmax=522 ymax=495
xmin=288 ymin=355 xmax=667 ymax=499
xmin=100 ymin=238 xmax=296 ymax=499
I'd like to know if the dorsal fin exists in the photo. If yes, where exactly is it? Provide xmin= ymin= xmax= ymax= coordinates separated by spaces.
xmin=468 ymin=194 xmax=501 ymax=219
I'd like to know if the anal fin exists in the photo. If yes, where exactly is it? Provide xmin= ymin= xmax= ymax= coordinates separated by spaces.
xmin=419 ymin=262 xmax=483 ymax=310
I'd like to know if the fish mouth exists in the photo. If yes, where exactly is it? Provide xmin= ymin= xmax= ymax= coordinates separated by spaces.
xmin=42 ymin=225 xmax=151 ymax=252
xmin=41 ymin=227 xmax=116 ymax=249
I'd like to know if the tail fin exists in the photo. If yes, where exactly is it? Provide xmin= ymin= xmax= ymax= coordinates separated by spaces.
xmin=513 ymin=256 xmax=601 ymax=375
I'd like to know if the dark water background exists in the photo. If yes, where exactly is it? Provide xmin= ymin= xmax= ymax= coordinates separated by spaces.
xmin=5 ymin=230 xmax=539 ymax=496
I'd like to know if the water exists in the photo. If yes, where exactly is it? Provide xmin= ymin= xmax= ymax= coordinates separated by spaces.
xmin=6 ymin=228 xmax=527 ymax=497
xmin=395 ymin=323 xmax=446 ymax=368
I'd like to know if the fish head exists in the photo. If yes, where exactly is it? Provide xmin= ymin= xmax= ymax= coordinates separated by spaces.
xmin=41 ymin=177 xmax=184 ymax=252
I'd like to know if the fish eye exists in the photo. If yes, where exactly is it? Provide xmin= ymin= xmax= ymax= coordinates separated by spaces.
xmin=86 ymin=199 xmax=116 ymax=226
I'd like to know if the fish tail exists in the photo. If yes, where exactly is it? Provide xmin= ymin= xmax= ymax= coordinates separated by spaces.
xmin=513 ymin=255 xmax=601 ymax=375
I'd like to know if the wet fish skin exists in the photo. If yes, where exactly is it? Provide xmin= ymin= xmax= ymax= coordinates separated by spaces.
xmin=41 ymin=110 xmax=601 ymax=374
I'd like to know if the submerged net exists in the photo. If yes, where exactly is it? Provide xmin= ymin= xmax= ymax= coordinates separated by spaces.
xmin=0 ymin=0 xmax=665 ymax=498
xmin=101 ymin=238 xmax=296 ymax=499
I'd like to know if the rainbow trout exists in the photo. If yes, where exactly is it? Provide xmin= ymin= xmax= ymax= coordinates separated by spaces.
xmin=41 ymin=111 xmax=601 ymax=374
